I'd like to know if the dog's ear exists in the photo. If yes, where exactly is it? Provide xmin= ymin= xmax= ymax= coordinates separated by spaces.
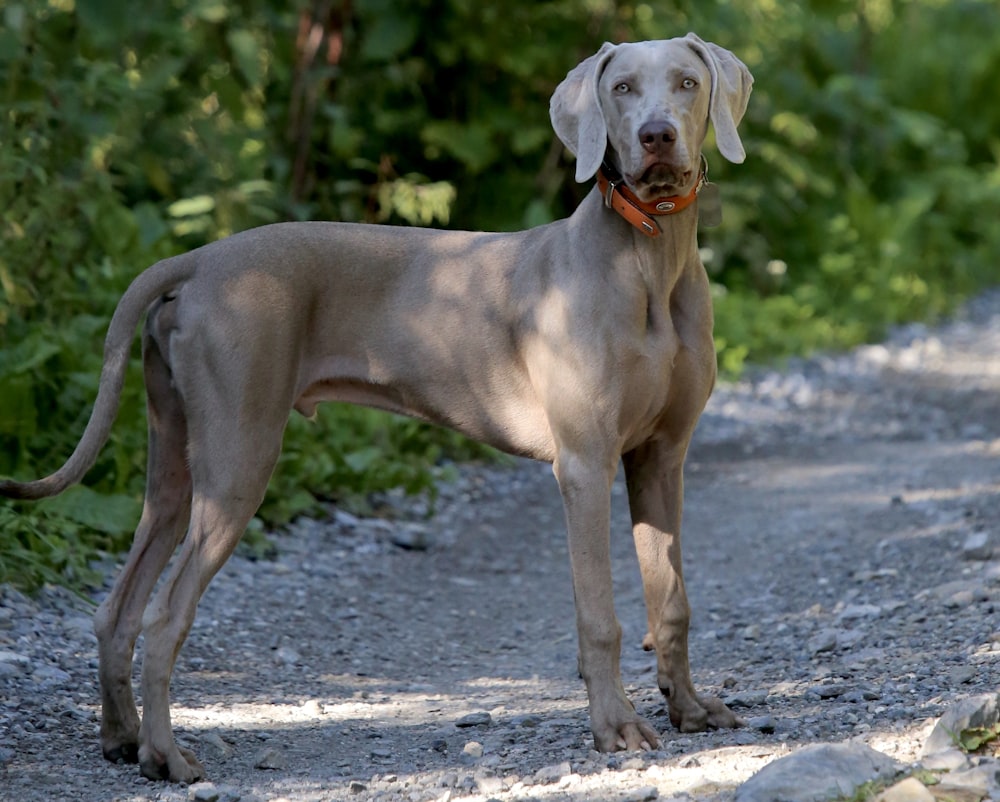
xmin=683 ymin=33 xmax=753 ymax=164
xmin=550 ymin=43 xmax=618 ymax=183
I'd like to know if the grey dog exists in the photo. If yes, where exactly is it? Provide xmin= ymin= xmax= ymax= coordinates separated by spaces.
xmin=1 ymin=33 xmax=752 ymax=781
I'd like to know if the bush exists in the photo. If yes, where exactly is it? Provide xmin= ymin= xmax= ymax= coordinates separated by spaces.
xmin=2 ymin=0 xmax=999 ymax=591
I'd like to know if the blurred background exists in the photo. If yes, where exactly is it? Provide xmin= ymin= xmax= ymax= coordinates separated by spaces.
xmin=2 ymin=0 xmax=998 ymax=588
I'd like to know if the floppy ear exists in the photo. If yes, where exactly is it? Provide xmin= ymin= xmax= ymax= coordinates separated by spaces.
xmin=549 ymin=43 xmax=618 ymax=182
xmin=683 ymin=33 xmax=753 ymax=164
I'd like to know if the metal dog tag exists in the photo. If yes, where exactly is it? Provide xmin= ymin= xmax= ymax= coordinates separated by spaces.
xmin=698 ymin=181 xmax=723 ymax=228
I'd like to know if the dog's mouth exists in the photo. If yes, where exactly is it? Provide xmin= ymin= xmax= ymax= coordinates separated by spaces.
xmin=629 ymin=163 xmax=694 ymax=201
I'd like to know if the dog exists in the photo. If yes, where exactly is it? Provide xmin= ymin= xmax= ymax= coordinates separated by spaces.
xmin=0 ymin=33 xmax=752 ymax=781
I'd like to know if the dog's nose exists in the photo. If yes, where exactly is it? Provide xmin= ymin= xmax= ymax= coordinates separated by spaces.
xmin=639 ymin=120 xmax=677 ymax=155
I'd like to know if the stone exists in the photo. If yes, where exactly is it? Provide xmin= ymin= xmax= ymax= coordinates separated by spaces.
xmin=273 ymin=646 xmax=301 ymax=665
xmin=30 ymin=665 xmax=72 ymax=685
xmin=455 ymin=711 xmax=493 ymax=728
xmin=188 ymin=783 xmax=220 ymax=802
xmin=735 ymin=743 xmax=903 ymax=802
xmin=935 ymin=761 xmax=1000 ymax=796
xmin=462 ymin=741 xmax=483 ymax=759
xmin=724 ymin=689 xmax=769 ymax=708
xmin=873 ymin=777 xmax=934 ymax=802
xmin=808 ymin=630 xmax=839 ymax=655
xmin=534 ymin=761 xmax=572 ymax=784
xmin=200 ymin=732 xmax=234 ymax=760
xmin=475 ymin=775 xmax=504 ymax=795
xmin=187 ymin=785 xmax=239 ymax=802
xmin=962 ymin=531 xmax=993 ymax=561
xmin=748 ymin=715 xmax=776 ymax=733
xmin=920 ymin=748 xmax=970 ymax=772
xmin=390 ymin=524 xmax=431 ymax=551
xmin=923 ymin=692 xmax=1000 ymax=756
xmin=253 ymin=746 xmax=287 ymax=770
xmin=0 ymin=650 xmax=30 ymax=674
xmin=349 ymin=781 xmax=367 ymax=794
xmin=837 ymin=603 xmax=882 ymax=620
xmin=944 ymin=589 xmax=976 ymax=609
xmin=622 ymin=787 xmax=659 ymax=802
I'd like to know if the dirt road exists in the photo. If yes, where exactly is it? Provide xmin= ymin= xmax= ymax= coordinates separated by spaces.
xmin=2 ymin=293 xmax=999 ymax=801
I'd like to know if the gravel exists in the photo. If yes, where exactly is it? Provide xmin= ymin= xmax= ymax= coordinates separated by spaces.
xmin=2 ymin=289 xmax=1000 ymax=801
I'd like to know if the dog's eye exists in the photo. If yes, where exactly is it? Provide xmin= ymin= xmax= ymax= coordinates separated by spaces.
xmin=681 ymin=78 xmax=697 ymax=90
xmin=614 ymin=82 xmax=631 ymax=94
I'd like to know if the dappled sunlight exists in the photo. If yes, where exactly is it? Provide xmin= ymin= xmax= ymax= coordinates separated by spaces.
xmin=171 ymin=674 xmax=586 ymax=732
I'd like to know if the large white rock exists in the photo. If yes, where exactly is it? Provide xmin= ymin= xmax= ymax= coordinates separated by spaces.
xmin=736 ymin=743 xmax=902 ymax=802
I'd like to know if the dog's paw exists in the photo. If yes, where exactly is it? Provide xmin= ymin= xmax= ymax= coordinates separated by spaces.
xmin=139 ymin=744 xmax=206 ymax=783
xmin=102 ymin=741 xmax=140 ymax=765
xmin=668 ymin=693 xmax=743 ymax=733
xmin=592 ymin=714 xmax=661 ymax=752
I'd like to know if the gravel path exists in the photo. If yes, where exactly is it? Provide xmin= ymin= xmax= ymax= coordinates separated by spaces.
xmin=2 ymin=291 xmax=1000 ymax=802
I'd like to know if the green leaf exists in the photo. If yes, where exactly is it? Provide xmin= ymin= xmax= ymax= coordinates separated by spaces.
xmin=168 ymin=195 xmax=216 ymax=218
xmin=360 ymin=16 xmax=419 ymax=61
xmin=421 ymin=122 xmax=498 ymax=173
xmin=344 ymin=447 xmax=382 ymax=474
xmin=227 ymin=29 xmax=263 ymax=88
xmin=37 ymin=486 xmax=141 ymax=537
xmin=958 ymin=724 xmax=1000 ymax=752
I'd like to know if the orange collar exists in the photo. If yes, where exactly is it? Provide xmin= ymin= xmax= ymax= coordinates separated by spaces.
xmin=596 ymin=165 xmax=705 ymax=238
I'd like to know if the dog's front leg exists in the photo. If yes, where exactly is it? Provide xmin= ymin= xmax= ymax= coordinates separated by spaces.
xmin=554 ymin=449 xmax=661 ymax=751
xmin=623 ymin=440 xmax=741 ymax=733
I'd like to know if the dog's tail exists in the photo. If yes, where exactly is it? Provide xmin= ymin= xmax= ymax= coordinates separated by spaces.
xmin=0 ymin=254 xmax=197 ymax=501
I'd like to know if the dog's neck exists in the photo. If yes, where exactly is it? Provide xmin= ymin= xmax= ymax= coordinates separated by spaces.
xmin=596 ymin=163 xmax=705 ymax=239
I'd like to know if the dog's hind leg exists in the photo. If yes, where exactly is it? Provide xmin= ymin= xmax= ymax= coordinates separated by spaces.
xmin=94 ymin=321 xmax=192 ymax=765
xmin=134 ymin=385 xmax=287 ymax=782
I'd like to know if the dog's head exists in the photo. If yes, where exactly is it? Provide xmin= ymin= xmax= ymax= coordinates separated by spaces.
xmin=550 ymin=34 xmax=753 ymax=203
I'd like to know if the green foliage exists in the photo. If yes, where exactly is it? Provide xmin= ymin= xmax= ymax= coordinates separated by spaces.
xmin=686 ymin=0 xmax=1000 ymax=372
xmin=953 ymin=722 xmax=1000 ymax=753
xmin=2 ymin=0 xmax=999 ymax=591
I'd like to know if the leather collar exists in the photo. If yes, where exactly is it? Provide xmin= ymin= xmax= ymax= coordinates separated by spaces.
xmin=596 ymin=162 xmax=705 ymax=238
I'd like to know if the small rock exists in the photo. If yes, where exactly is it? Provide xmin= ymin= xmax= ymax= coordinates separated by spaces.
xmin=623 ymin=787 xmax=659 ymax=802
xmin=200 ymin=732 xmax=234 ymax=760
xmin=274 ymin=646 xmax=301 ymax=666
xmin=748 ymin=715 xmax=776 ymax=733
xmin=873 ymin=777 xmax=934 ymax=802
xmin=921 ymin=748 xmax=970 ymax=772
xmin=0 ymin=651 xmax=30 ymax=674
xmin=944 ymin=589 xmax=976 ymax=609
xmin=475 ymin=775 xmax=504 ymax=795
xmin=254 ymin=746 xmax=287 ymax=770
xmin=724 ymin=689 xmax=769 ymax=708
xmin=815 ymin=683 xmax=848 ymax=699
xmin=949 ymin=665 xmax=978 ymax=685
xmin=349 ymin=781 xmax=367 ymax=794
xmin=30 ymin=665 xmax=72 ymax=685
xmin=808 ymin=630 xmax=839 ymax=655
xmin=188 ymin=782 xmax=220 ymax=802
xmin=391 ymin=524 xmax=431 ymax=551
xmin=534 ymin=761 xmax=572 ymax=784
xmin=962 ymin=531 xmax=993 ymax=561
xmin=462 ymin=741 xmax=484 ymax=759
xmin=936 ymin=762 xmax=1000 ymax=796
xmin=679 ymin=755 xmax=701 ymax=768
xmin=837 ymin=603 xmax=882 ymax=620
xmin=455 ymin=712 xmax=492 ymax=728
